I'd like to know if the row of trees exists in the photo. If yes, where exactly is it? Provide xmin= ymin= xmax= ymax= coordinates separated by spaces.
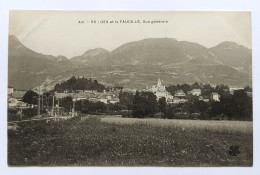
xmin=166 ymin=82 xmax=252 ymax=97
xmin=56 ymin=88 xmax=252 ymax=121
xmin=74 ymin=99 xmax=127 ymax=115
xmin=8 ymin=108 xmax=38 ymax=121
xmin=130 ymin=90 xmax=252 ymax=121
xmin=19 ymin=79 xmax=252 ymax=121
xmin=22 ymin=90 xmax=56 ymax=107
xmin=210 ymin=90 xmax=252 ymax=120
xmin=131 ymin=91 xmax=208 ymax=119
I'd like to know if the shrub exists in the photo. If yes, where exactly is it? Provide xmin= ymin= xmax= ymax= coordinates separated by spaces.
xmin=22 ymin=108 xmax=38 ymax=119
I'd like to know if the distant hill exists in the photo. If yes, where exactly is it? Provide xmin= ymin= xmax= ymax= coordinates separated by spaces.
xmin=8 ymin=35 xmax=78 ymax=89
xmin=70 ymin=38 xmax=221 ymax=66
xmin=8 ymin=35 xmax=252 ymax=90
xmin=36 ymin=64 xmax=251 ymax=91
xmin=209 ymin=41 xmax=252 ymax=74
xmin=105 ymin=38 xmax=221 ymax=66
xmin=70 ymin=48 xmax=109 ymax=65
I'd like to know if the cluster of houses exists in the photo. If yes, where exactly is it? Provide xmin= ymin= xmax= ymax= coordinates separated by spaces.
xmin=55 ymin=89 xmax=120 ymax=104
xmin=146 ymin=79 xmax=220 ymax=104
xmin=8 ymin=79 xmax=251 ymax=109
xmin=8 ymin=87 xmax=32 ymax=108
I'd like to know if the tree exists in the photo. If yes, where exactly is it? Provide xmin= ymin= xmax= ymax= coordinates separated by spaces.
xmin=215 ymin=84 xmax=230 ymax=96
xmin=212 ymin=89 xmax=252 ymax=121
xmin=166 ymin=85 xmax=178 ymax=96
xmin=231 ymin=90 xmax=252 ymax=120
xmin=22 ymin=108 xmax=38 ymax=119
xmin=193 ymin=100 xmax=210 ymax=120
xmin=194 ymin=100 xmax=209 ymax=113
xmin=210 ymin=101 xmax=223 ymax=116
xmin=54 ymin=76 xmax=106 ymax=93
xmin=201 ymin=84 xmax=214 ymax=97
xmin=182 ymin=101 xmax=198 ymax=114
xmin=94 ymin=101 xmax=106 ymax=113
xmin=244 ymin=86 xmax=252 ymax=92
xmin=158 ymin=97 xmax=166 ymax=113
xmin=180 ymin=83 xmax=191 ymax=93
xmin=132 ymin=91 xmax=157 ymax=118
xmin=107 ymin=103 xmax=122 ymax=112
xmin=163 ymin=104 xmax=175 ymax=119
xmin=119 ymin=92 xmax=134 ymax=110
xmin=220 ymin=93 xmax=233 ymax=119
xmin=191 ymin=82 xmax=200 ymax=89
xmin=60 ymin=96 xmax=73 ymax=112
xmin=75 ymin=99 xmax=106 ymax=114
xmin=22 ymin=90 xmax=39 ymax=105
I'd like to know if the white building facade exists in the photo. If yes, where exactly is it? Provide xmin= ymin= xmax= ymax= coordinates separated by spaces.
xmin=189 ymin=89 xmax=201 ymax=96
xmin=150 ymin=79 xmax=173 ymax=101
xmin=212 ymin=92 xmax=220 ymax=102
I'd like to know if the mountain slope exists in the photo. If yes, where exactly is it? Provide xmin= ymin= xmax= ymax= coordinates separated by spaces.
xmin=209 ymin=41 xmax=252 ymax=73
xmin=8 ymin=36 xmax=252 ymax=90
xmin=38 ymin=64 xmax=252 ymax=91
xmin=70 ymin=48 xmax=109 ymax=65
xmin=8 ymin=35 xmax=77 ymax=89
xmin=70 ymin=38 xmax=221 ymax=66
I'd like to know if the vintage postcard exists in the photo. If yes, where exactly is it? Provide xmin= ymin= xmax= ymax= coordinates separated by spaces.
xmin=8 ymin=10 xmax=252 ymax=166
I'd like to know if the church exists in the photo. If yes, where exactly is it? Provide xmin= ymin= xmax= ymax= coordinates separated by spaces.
xmin=150 ymin=79 xmax=173 ymax=101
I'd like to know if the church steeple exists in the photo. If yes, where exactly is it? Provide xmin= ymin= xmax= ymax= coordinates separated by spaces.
xmin=157 ymin=78 xmax=162 ymax=86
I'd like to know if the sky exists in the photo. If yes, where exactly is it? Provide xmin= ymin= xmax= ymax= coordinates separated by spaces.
xmin=9 ymin=10 xmax=251 ymax=58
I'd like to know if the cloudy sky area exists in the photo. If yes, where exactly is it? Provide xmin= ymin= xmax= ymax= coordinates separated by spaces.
xmin=9 ymin=10 xmax=251 ymax=58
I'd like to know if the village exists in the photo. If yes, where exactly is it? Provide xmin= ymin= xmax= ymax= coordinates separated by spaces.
xmin=7 ymin=77 xmax=252 ymax=122
xmin=8 ymin=79 xmax=215 ymax=109
xmin=8 ymin=78 xmax=250 ymax=109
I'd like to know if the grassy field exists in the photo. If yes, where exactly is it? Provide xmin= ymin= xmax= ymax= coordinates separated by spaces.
xmin=101 ymin=117 xmax=253 ymax=135
xmin=8 ymin=116 xmax=253 ymax=166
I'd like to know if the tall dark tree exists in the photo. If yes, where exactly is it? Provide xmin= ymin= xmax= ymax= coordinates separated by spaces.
xmin=182 ymin=101 xmax=198 ymax=113
xmin=211 ymin=89 xmax=252 ymax=120
xmin=22 ymin=90 xmax=39 ymax=105
xmin=180 ymin=83 xmax=191 ymax=93
xmin=164 ymin=104 xmax=175 ymax=119
xmin=60 ymin=96 xmax=73 ymax=112
xmin=158 ymin=97 xmax=166 ymax=113
xmin=191 ymin=82 xmax=200 ymax=89
xmin=119 ymin=92 xmax=134 ymax=110
xmin=215 ymin=84 xmax=230 ymax=96
xmin=75 ymin=100 xmax=106 ymax=114
xmin=231 ymin=90 xmax=252 ymax=120
xmin=107 ymin=103 xmax=122 ymax=112
xmin=210 ymin=101 xmax=223 ymax=116
xmin=244 ymin=86 xmax=252 ymax=92
xmin=194 ymin=100 xmax=209 ymax=113
xmin=132 ymin=91 xmax=157 ymax=118
xmin=220 ymin=93 xmax=233 ymax=118
xmin=166 ymin=85 xmax=178 ymax=96
xmin=201 ymin=84 xmax=214 ymax=97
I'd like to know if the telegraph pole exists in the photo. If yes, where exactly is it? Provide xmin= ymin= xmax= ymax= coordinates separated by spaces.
xmin=72 ymin=97 xmax=76 ymax=117
xmin=57 ymin=99 xmax=60 ymax=116
xmin=46 ymin=95 xmax=48 ymax=108
xmin=41 ymin=94 xmax=44 ymax=112
xmin=37 ymin=87 xmax=41 ymax=116
xmin=37 ymin=94 xmax=40 ymax=116
xmin=52 ymin=95 xmax=55 ymax=116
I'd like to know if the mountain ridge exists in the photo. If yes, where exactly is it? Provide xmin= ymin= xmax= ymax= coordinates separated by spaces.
xmin=209 ymin=41 xmax=251 ymax=73
xmin=8 ymin=35 xmax=252 ymax=90
xmin=8 ymin=35 xmax=77 ymax=89
xmin=71 ymin=38 xmax=223 ymax=66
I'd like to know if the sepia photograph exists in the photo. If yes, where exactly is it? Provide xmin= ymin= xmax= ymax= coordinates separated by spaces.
xmin=7 ymin=10 xmax=253 ymax=167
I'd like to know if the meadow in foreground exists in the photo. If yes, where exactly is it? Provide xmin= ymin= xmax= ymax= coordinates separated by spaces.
xmin=8 ymin=116 xmax=253 ymax=166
